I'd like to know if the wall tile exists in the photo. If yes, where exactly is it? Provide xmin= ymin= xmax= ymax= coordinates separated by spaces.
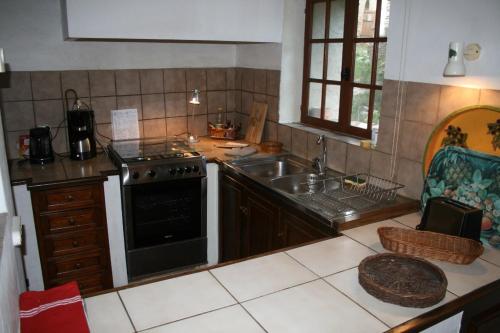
xmin=2 ymin=101 xmax=34 ymax=131
xmin=207 ymin=91 xmax=226 ymax=114
xmin=61 ymin=71 xmax=89 ymax=98
xmin=50 ymin=128 xmax=68 ymax=154
xmin=374 ymin=115 xmax=396 ymax=154
xmin=226 ymin=68 xmax=236 ymax=90
xmin=0 ymin=72 xmax=32 ymax=101
xmin=117 ymin=95 xmax=142 ymax=120
xmin=404 ymin=82 xmax=440 ymax=125
xmin=345 ymin=145 xmax=371 ymax=174
xmin=167 ymin=116 xmax=187 ymax=137
xmin=253 ymin=93 xmax=266 ymax=103
xmin=34 ymin=100 xmax=64 ymax=128
xmin=140 ymin=69 xmax=163 ymax=94
xmin=115 ymin=70 xmax=140 ymax=96
xmin=277 ymin=124 xmax=292 ymax=151
xmin=165 ymin=93 xmax=187 ymax=117
xmin=326 ymin=138 xmax=347 ymax=173
xmin=186 ymin=69 xmax=207 ymax=92
xmin=91 ymin=96 xmax=117 ymax=124
xmin=438 ymin=85 xmax=480 ymax=121
xmin=241 ymin=69 xmax=254 ymax=92
xmin=164 ymin=69 xmax=186 ymax=93
xmin=142 ymin=94 xmax=165 ymax=119
xmin=143 ymin=118 xmax=166 ymax=138
xmin=242 ymin=92 xmax=253 ymax=115
xmin=397 ymin=158 xmax=424 ymax=200
xmin=380 ymin=79 xmax=404 ymax=118
xmin=254 ymin=69 xmax=267 ymax=94
xmin=479 ymin=89 xmax=500 ymax=106
xmin=291 ymin=128 xmax=308 ymax=159
xmin=96 ymin=123 xmax=112 ymax=145
xmin=267 ymin=95 xmax=279 ymax=122
xmin=369 ymin=150 xmax=395 ymax=180
xmin=226 ymin=90 xmax=236 ymax=112
xmin=267 ymin=70 xmax=280 ymax=97
xmin=89 ymin=70 xmax=115 ymax=97
xmin=31 ymin=71 xmax=61 ymax=100
xmin=234 ymin=90 xmax=242 ymax=112
xmin=398 ymin=120 xmax=433 ymax=162
xmin=188 ymin=114 xmax=208 ymax=136
xmin=207 ymin=69 xmax=226 ymax=91
xmin=263 ymin=121 xmax=278 ymax=142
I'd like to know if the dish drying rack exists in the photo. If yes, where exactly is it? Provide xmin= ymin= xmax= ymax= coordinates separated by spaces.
xmin=295 ymin=173 xmax=404 ymax=220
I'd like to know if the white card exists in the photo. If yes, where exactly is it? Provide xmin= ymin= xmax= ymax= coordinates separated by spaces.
xmin=111 ymin=109 xmax=139 ymax=140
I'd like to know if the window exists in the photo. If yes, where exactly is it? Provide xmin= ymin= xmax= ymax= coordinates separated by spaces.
xmin=301 ymin=0 xmax=391 ymax=139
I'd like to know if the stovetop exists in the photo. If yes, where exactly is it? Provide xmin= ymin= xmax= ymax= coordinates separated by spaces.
xmin=109 ymin=138 xmax=199 ymax=163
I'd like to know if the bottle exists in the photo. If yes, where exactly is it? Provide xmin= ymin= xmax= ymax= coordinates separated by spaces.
xmin=216 ymin=107 xmax=224 ymax=127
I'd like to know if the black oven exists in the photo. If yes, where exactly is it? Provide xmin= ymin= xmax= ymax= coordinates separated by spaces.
xmin=120 ymin=164 xmax=207 ymax=280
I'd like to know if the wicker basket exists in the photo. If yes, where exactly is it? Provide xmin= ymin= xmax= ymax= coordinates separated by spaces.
xmin=358 ymin=253 xmax=447 ymax=308
xmin=378 ymin=227 xmax=484 ymax=265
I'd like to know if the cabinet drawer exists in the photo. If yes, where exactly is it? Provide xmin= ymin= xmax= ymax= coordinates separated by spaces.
xmin=41 ymin=209 xmax=103 ymax=235
xmin=46 ymin=250 xmax=107 ymax=280
xmin=48 ymin=271 xmax=111 ymax=296
xmin=34 ymin=184 xmax=103 ymax=212
xmin=44 ymin=229 xmax=106 ymax=258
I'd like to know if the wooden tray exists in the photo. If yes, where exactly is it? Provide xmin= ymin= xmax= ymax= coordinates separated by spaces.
xmin=358 ymin=253 xmax=447 ymax=308
xmin=378 ymin=227 xmax=484 ymax=265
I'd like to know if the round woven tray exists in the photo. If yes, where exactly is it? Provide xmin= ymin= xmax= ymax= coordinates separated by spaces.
xmin=378 ymin=227 xmax=484 ymax=265
xmin=358 ymin=253 xmax=447 ymax=308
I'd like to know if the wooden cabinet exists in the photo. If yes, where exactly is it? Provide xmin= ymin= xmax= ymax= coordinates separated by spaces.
xmin=31 ymin=181 xmax=113 ymax=295
xmin=220 ymin=171 xmax=333 ymax=263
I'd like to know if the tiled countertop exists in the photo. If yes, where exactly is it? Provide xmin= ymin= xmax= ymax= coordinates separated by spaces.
xmin=84 ymin=213 xmax=500 ymax=333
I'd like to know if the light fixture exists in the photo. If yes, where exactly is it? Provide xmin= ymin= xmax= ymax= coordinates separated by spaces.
xmin=188 ymin=89 xmax=200 ymax=143
xmin=0 ymin=48 xmax=5 ymax=73
xmin=443 ymin=42 xmax=481 ymax=77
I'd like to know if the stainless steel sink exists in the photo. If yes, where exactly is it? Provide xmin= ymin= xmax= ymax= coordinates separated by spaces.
xmin=270 ymin=173 xmax=341 ymax=195
xmin=232 ymin=155 xmax=310 ymax=179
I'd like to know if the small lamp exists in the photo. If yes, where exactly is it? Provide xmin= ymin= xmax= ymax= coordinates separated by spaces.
xmin=443 ymin=42 xmax=465 ymax=77
xmin=188 ymin=89 xmax=200 ymax=143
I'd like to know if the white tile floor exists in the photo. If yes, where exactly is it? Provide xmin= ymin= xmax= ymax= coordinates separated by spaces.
xmin=84 ymin=213 xmax=500 ymax=333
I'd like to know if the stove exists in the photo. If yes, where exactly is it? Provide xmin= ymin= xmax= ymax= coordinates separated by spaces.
xmin=108 ymin=138 xmax=207 ymax=280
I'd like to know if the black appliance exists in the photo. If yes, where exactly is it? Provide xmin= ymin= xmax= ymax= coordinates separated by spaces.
xmin=67 ymin=110 xmax=97 ymax=160
xmin=108 ymin=138 xmax=207 ymax=281
xmin=29 ymin=126 xmax=54 ymax=164
xmin=418 ymin=197 xmax=483 ymax=242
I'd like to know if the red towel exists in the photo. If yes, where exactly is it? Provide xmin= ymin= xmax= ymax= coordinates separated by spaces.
xmin=20 ymin=281 xmax=90 ymax=333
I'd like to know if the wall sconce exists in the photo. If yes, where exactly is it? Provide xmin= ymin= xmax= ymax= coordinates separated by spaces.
xmin=443 ymin=42 xmax=481 ymax=77
xmin=188 ymin=89 xmax=200 ymax=143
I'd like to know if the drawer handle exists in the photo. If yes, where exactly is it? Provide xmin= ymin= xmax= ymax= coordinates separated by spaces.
xmin=68 ymin=218 xmax=76 ymax=225
xmin=75 ymin=263 xmax=82 ymax=269
xmin=66 ymin=195 xmax=74 ymax=201
xmin=72 ymin=240 xmax=79 ymax=247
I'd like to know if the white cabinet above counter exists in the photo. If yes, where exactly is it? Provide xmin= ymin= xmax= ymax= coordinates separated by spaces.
xmin=62 ymin=0 xmax=284 ymax=43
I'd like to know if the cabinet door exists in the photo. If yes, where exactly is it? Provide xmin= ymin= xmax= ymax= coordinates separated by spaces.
xmin=220 ymin=174 xmax=245 ymax=262
xmin=281 ymin=210 xmax=328 ymax=247
xmin=243 ymin=191 xmax=279 ymax=257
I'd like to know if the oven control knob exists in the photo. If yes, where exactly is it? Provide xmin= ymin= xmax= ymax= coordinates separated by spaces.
xmin=146 ymin=170 xmax=156 ymax=178
xmin=169 ymin=168 xmax=176 ymax=175
xmin=193 ymin=165 xmax=200 ymax=172
xmin=132 ymin=171 xmax=140 ymax=179
xmin=185 ymin=166 xmax=192 ymax=173
xmin=177 ymin=167 xmax=184 ymax=175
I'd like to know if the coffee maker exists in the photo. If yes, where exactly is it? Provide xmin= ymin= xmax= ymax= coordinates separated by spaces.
xmin=67 ymin=110 xmax=97 ymax=160
xmin=29 ymin=126 xmax=54 ymax=164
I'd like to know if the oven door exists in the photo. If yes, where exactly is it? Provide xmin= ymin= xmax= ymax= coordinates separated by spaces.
xmin=122 ymin=176 xmax=207 ymax=250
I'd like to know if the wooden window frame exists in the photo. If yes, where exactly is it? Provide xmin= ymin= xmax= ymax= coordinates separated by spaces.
xmin=301 ymin=0 xmax=388 ymax=139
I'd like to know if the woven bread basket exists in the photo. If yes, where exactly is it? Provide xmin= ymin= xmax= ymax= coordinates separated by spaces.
xmin=378 ymin=227 xmax=484 ymax=265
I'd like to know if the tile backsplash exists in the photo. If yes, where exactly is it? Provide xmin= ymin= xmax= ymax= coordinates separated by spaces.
xmin=0 ymin=67 xmax=280 ymax=159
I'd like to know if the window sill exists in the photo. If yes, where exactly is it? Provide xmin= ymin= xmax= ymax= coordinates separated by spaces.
xmin=282 ymin=122 xmax=374 ymax=149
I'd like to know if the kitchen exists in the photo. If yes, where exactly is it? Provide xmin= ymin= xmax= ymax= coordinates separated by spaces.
xmin=0 ymin=0 xmax=500 ymax=332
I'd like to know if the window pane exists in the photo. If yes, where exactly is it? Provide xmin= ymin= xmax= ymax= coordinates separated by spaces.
xmin=312 ymin=2 xmax=326 ymax=39
xmin=379 ymin=0 xmax=391 ymax=37
xmin=354 ymin=43 xmax=373 ymax=84
xmin=308 ymin=83 xmax=323 ymax=118
xmin=310 ymin=43 xmax=324 ymax=79
xmin=329 ymin=0 xmax=345 ymax=38
xmin=351 ymin=87 xmax=370 ymax=129
xmin=357 ymin=0 xmax=377 ymax=38
xmin=325 ymin=85 xmax=340 ymax=122
xmin=327 ymin=43 xmax=343 ymax=81
xmin=376 ymin=43 xmax=386 ymax=85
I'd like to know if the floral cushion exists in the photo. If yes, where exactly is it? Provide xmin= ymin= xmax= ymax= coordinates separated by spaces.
xmin=422 ymin=146 xmax=500 ymax=248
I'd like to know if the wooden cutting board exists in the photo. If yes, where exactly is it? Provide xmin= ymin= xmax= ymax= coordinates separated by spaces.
xmin=245 ymin=102 xmax=268 ymax=144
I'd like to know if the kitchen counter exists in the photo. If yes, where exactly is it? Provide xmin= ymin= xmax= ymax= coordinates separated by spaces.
xmin=83 ymin=212 xmax=500 ymax=333
xmin=9 ymin=152 xmax=119 ymax=188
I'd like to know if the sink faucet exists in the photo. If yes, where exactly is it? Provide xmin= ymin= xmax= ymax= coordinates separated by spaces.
xmin=313 ymin=135 xmax=327 ymax=176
